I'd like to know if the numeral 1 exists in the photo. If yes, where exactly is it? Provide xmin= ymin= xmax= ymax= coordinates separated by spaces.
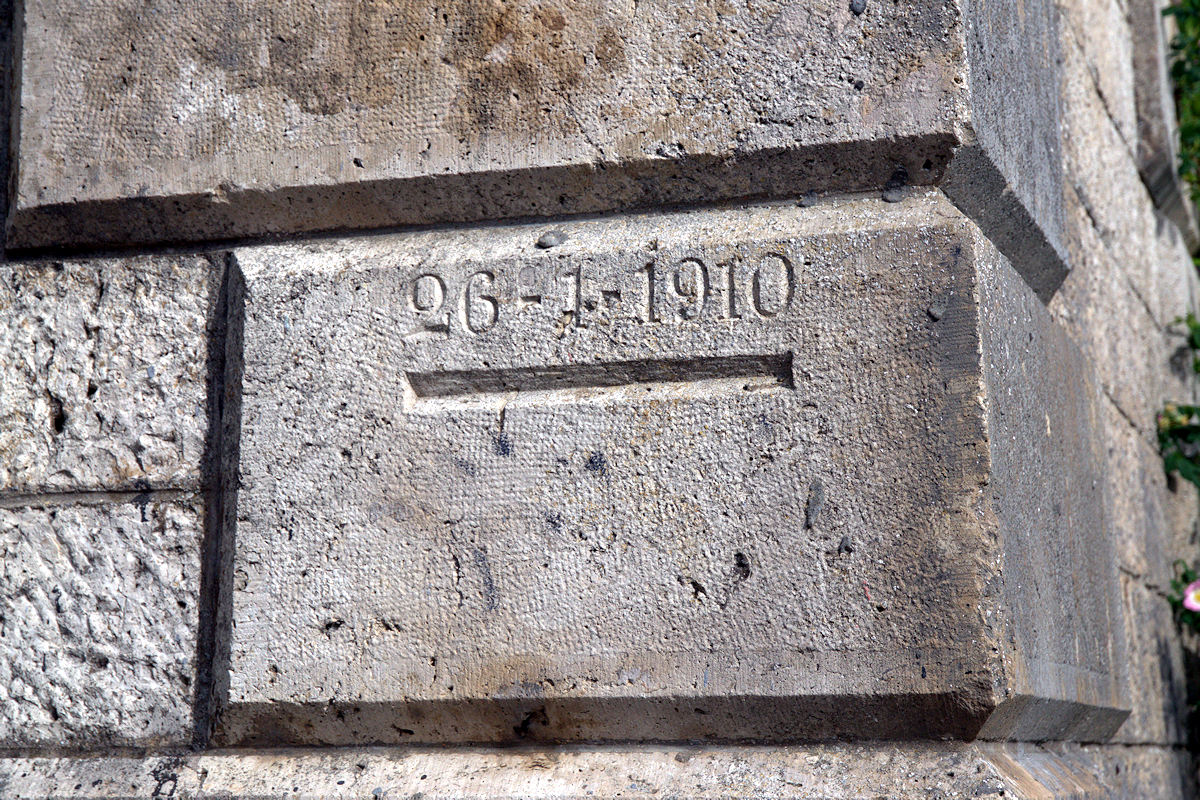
xmin=720 ymin=261 xmax=741 ymax=320
xmin=638 ymin=263 xmax=659 ymax=323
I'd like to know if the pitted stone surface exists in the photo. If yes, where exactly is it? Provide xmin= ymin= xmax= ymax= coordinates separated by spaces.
xmin=0 ymin=742 xmax=1190 ymax=799
xmin=0 ymin=495 xmax=202 ymax=749
xmin=219 ymin=194 xmax=1119 ymax=745
xmin=0 ymin=254 xmax=224 ymax=495
xmin=9 ymin=0 xmax=1067 ymax=298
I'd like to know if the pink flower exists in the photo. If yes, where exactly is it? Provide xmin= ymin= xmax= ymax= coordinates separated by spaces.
xmin=1184 ymin=580 xmax=1200 ymax=612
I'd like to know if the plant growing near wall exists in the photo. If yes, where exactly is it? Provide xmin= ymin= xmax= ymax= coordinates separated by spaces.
xmin=1168 ymin=561 xmax=1200 ymax=632
xmin=1159 ymin=314 xmax=1200 ymax=488
xmin=1167 ymin=0 xmax=1200 ymax=193
xmin=1162 ymin=312 xmax=1200 ymax=619
xmin=1159 ymin=402 xmax=1200 ymax=487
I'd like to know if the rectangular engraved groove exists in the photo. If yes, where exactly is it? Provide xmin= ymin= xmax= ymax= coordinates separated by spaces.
xmin=404 ymin=353 xmax=794 ymax=410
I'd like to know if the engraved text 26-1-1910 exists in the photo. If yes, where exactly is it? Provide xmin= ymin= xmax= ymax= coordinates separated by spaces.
xmin=406 ymin=253 xmax=797 ymax=337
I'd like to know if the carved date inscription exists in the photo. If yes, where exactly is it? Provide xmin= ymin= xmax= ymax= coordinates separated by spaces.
xmin=407 ymin=253 xmax=796 ymax=337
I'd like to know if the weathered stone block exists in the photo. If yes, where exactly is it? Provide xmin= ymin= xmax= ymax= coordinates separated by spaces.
xmin=218 ymin=194 xmax=1123 ymax=745
xmin=972 ymin=216 xmax=1127 ymax=741
xmin=0 ymin=254 xmax=225 ymax=495
xmin=0 ymin=495 xmax=203 ymax=750
xmin=1154 ymin=212 xmax=1200 ymax=340
xmin=1060 ymin=30 xmax=1165 ymax=327
xmin=1129 ymin=0 xmax=1200 ymax=250
xmin=1057 ymin=0 xmax=1137 ymax=148
xmin=1105 ymin=397 xmax=1179 ymax=585
xmin=0 ymin=742 xmax=1189 ymax=799
xmin=9 ymin=0 xmax=1067 ymax=298
xmin=1111 ymin=574 xmax=1190 ymax=745
xmin=1050 ymin=186 xmax=1181 ymax=437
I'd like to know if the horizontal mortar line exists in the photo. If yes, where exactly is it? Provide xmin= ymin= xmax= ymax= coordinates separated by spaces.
xmin=404 ymin=352 xmax=795 ymax=410
xmin=0 ymin=486 xmax=202 ymax=510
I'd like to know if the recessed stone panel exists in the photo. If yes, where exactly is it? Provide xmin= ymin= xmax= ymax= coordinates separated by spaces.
xmin=219 ymin=194 xmax=1123 ymax=745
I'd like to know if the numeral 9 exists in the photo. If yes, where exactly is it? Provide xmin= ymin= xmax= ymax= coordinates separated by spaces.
xmin=672 ymin=258 xmax=709 ymax=320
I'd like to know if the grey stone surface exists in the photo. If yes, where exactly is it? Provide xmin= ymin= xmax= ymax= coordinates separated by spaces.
xmin=1059 ymin=29 xmax=1166 ymax=327
xmin=0 ymin=0 xmax=11 ymax=250
xmin=218 ymin=193 xmax=1121 ymax=746
xmin=1055 ymin=16 xmax=1197 ymax=331
xmin=974 ymin=226 xmax=1126 ymax=741
xmin=1103 ymin=397 xmax=1193 ymax=587
xmin=1128 ymin=0 xmax=1200 ymax=250
xmin=0 ymin=741 xmax=1190 ymax=799
xmin=1057 ymin=0 xmax=1136 ymax=149
xmin=941 ymin=0 xmax=1068 ymax=302
xmin=0 ymin=494 xmax=203 ymax=750
xmin=1049 ymin=185 xmax=1183 ymax=439
xmin=8 ymin=0 xmax=1068 ymax=298
xmin=0 ymin=254 xmax=225 ymax=495
xmin=992 ymin=742 xmax=1196 ymax=799
xmin=1111 ymin=575 xmax=1191 ymax=745
xmin=0 ymin=0 xmax=1192 ymax=785
xmin=1154 ymin=209 xmax=1200 ymax=345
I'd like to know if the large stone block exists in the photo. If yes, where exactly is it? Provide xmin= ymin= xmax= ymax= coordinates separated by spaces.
xmin=0 ymin=495 xmax=203 ymax=750
xmin=0 ymin=254 xmax=225 ymax=495
xmin=0 ymin=0 xmax=12 ymax=247
xmin=9 ymin=0 xmax=1067 ymax=298
xmin=972 ymin=221 xmax=1128 ymax=741
xmin=1104 ymin=397 xmax=1188 ymax=586
xmin=217 ymin=193 xmax=1123 ymax=745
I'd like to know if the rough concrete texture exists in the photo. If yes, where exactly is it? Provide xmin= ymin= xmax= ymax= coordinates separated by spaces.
xmin=0 ymin=0 xmax=11 ymax=245
xmin=1058 ymin=0 xmax=1198 ymax=332
xmin=0 ymin=0 xmax=1197 ymax=790
xmin=0 ymin=742 xmax=1192 ymax=799
xmin=0 ymin=494 xmax=203 ymax=750
xmin=994 ymin=742 xmax=1196 ymax=799
xmin=218 ymin=193 xmax=1122 ymax=746
xmin=8 ymin=0 xmax=1067 ymax=299
xmin=1045 ymin=0 xmax=1200 ymax=770
xmin=0 ymin=254 xmax=226 ymax=495
xmin=941 ymin=0 xmax=1067 ymax=301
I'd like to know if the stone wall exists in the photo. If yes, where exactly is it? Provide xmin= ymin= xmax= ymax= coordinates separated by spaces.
xmin=1 ymin=0 xmax=1199 ymax=797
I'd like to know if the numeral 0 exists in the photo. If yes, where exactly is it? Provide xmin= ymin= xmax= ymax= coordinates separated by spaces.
xmin=750 ymin=254 xmax=794 ymax=318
